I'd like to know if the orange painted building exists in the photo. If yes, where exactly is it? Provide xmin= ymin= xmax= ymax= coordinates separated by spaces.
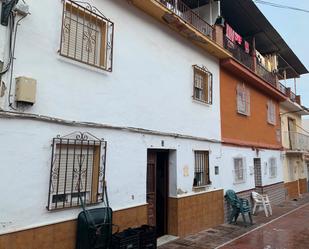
xmin=220 ymin=66 xmax=282 ymax=149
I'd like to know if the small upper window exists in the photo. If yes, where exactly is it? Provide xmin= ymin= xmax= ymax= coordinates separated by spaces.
xmin=59 ymin=0 xmax=114 ymax=71
xmin=193 ymin=151 xmax=211 ymax=187
xmin=236 ymin=83 xmax=250 ymax=116
xmin=193 ymin=65 xmax=213 ymax=104
xmin=267 ymin=100 xmax=276 ymax=125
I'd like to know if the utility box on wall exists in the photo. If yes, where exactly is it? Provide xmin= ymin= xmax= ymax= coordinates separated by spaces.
xmin=15 ymin=77 xmax=37 ymax=105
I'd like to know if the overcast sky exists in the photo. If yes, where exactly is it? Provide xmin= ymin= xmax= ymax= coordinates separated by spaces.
xmin=254 ymin=0 xmax=309 ymax=110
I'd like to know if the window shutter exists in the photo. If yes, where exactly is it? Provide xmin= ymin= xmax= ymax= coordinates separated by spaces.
xmin=204 ymin=73 xmax=209 ymax=103
xmin=246 ymin=88 xmax=250 ymax=115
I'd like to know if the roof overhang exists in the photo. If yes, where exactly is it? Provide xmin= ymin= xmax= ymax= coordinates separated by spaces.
xmin=281 ymin=100 xmax=309 ymax=116
xmin=220 ymin=0 xmax=308 ymax=79
xmin=221 ymin=58 xmax=287 ymax=101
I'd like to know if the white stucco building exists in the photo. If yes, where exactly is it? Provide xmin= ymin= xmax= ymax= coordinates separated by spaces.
xmin=0 ymin=0 xmax=229 ymax=242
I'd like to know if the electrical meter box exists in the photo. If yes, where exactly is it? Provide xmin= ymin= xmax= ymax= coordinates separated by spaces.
xmin=15 ymin=77 xmax=37 ymax=104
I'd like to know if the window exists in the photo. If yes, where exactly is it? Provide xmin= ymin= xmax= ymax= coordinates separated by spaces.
xmin=47 ymin=132 xmax=107 ymax=210
xmin=236 ymin=83 xmax=250 ymax=116
xmin=267 ymin=100 xmax=276 ymax=125
xmin=269 ymin=157 xmax=277 ymax=178
xmin=233 ymin=158 xmax=246 ymax=184
xmin=193 ymin=65 xmax=213 ymax=104
xmin=59 ymin=0 xmax=114 ymax=71
xmin=193 ymin=151 xmax=210 ymax=187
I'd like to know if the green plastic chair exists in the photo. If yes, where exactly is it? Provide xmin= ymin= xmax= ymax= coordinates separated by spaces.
xmin=225 ymin=189 xmax=253 ymax=226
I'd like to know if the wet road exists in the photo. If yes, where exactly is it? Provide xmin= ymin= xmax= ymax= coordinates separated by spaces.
xmin=220 ymin=204 xmax=309 ymax=249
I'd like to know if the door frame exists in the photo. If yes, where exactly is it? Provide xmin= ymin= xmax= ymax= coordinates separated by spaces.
xmin=253 ymin=158 xmax=262 ymax=187
xmin=146 ymin=149 xmax=169 ymax=237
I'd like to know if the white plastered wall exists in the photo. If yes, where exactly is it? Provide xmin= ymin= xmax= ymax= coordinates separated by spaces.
xmin=0 ymin=119 xmax=223 ymax=235
xmin=0 ymin=0 xmax=221 ymax=140
xmin=220 ymin=145 xmax=283 ymax=194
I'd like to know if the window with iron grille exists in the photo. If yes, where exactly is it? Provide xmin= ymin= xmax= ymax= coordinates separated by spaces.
xmin=233 ymin=157 xmax=246 ymax=184
xmin=193 ymin=151 xmax=210 ymax=187
xmin=267 ymin=100 xmax=276 ymax=125
xmin=236 ymin=83 xmax=250 ymax=116
xmin=47 ymin=132 xmax=107 ymax=210
xmin=269 ymin=157 xmax=277 ymax=178
xmin=59 ymin=0 xmax=114 ymax=71
xmin=193 ymin=65 xmax=212 ymax=104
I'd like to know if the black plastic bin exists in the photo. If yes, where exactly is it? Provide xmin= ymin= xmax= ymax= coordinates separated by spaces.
xmin=112 ymin=228 xmax=139 ymax=249
xmin=135 ymin=225 xmax=156 ymax=249
xmin=76 ymin=207 xmax=113 ymax=249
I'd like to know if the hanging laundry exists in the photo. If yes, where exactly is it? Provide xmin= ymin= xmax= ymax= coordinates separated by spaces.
xmin=234 ymin=32 xmax=242 ymax=45
xmin=226 ymin=23 xmax=235 ymax=42
xmin=244 ymin=41 xmax=250 ymax=53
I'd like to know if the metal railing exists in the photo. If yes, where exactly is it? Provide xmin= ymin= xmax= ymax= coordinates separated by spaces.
xmin=290 ymin=91 xmax=296 ymax=102
xmin=157 ymin=0 xmax=214 ymax=39
xmin=59 ymin=0 xmax=114 ymax=72
xmin=279 ymin=83 xmax=287 ymax=95
xmin=223 ymin=36 xmax=254 ymax=71
xmin=283 ymin=131 xmax=309 ymax=151
xmin=256 ymin=63 xmax=277 ymax=87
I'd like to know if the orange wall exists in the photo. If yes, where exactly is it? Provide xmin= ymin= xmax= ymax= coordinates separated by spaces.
xmin=220 ymin=68 xmax=281 ymax=148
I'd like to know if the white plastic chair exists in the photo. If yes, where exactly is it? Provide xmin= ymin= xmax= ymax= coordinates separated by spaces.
xmin=251 ymin=191 xmax=272 ymax=217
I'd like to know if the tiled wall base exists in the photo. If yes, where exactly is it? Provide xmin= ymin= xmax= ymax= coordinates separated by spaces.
xmin=224 ymin=182 xmax=286 ymax=222
xmin=168 ymin=189 xmax=224 ymax=238
xmin=285 ymin=178 xmax=308 ymax=199
xmin=299 ymin=178 xmax=308 ymax=194
xmin=0 ymin=204 xmax=147 ymax=249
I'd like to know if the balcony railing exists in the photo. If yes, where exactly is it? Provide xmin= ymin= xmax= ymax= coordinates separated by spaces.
xmin=223 ymin=36 xmax=280 ymax=90
xmin=157 ymin=0 xmax=214 ymax=39
xmin=279 ymin=83 xmax=287 ymax=94
xmin=290 ymin=91 xmax=296 ymax=102
xmin=223 ymin=36 xmax=254 ymax=71
xmin=284 ymin=131 xmax=309 ymax=151
xmin=256 ymin=63 xmax=277 ymax=87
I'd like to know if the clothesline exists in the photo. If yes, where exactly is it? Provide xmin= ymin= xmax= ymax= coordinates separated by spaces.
xmin=225 ymin=23 xmax=250 ymax=54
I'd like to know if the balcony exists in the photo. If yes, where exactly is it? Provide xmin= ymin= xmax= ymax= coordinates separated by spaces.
xmin=223 ymin=36 xmax=254 ymax=71
xmin=223 ymin=36 xmax=278 ymax=90
xmin=279 ymin=84 xmax=302 ymax=105
xmin=130 ymin=0 xmax=231 ymax=59
xmin=283 ymin=131 xmax=309 ymax=152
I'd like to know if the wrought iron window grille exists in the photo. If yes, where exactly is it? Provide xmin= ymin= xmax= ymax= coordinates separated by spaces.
xmin=59 ymin=0 xmax=114 ymax=72
xmin=193 ymin=151 xmax=211 ymax=187
xmin=193 ymin=65 xmax=213 ymax=105
xmin=47 ymin=131 xmax=107 ymax=211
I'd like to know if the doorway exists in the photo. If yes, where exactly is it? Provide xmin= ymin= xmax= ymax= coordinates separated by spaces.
xmin=288 ymin=118 xmax=296 ymax=149
xmin=147 ymin=149 xmax=169 ymax=238
xmin=254 ymin=158 xmax=262 ymax=187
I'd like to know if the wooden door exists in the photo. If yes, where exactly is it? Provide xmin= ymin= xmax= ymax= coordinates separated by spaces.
xmin=147 ymin=151 xmax=156 ymax=227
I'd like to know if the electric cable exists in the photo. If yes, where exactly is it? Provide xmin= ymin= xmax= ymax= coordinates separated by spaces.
xmin=7 ymin=14 xmax=27 ymax=110
xmin=0 ymin=12 xmax=15 ymax=76
xmin=253 ymin=0 xmax=309 ymax=14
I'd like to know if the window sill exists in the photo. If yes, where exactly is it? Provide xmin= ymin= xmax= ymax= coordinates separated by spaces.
xmin=233 ymin=180 xmax=246 ymax=185
xmin=57 ymin=54 xmax=110 ymax=75
xmin=193 ymin=183 xmax=212 ymax=192
xmin=267 ymin=121 xmax=276 ymax=126
xmin=237 ymin=111 xmax=250 ymax=117
xmin=192 ymin=98 xmax=212 ymax=106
